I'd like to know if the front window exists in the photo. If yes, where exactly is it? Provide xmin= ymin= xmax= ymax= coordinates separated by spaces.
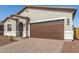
xmin=7 ymin=24 xmax=12 ymax=31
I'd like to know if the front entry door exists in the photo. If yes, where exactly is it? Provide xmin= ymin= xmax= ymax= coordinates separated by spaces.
xmin=19 ymin=22 xmax=23 ymax=37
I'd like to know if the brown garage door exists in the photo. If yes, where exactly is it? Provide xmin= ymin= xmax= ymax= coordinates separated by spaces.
xmin=30 ymin=19 xmax=64 ymax=39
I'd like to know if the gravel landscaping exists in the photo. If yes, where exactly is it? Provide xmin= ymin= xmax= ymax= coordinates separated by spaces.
xmin=0 ymin=35 xmax=17 ymax=46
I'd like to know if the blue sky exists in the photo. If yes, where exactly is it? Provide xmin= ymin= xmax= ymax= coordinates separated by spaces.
xmin=0 ymin=5 xmax=79 ymax=28
xmin=0 ymin=5 xmax=25 ymax=21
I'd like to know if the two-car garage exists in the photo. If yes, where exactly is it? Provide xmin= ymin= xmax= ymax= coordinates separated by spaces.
xmin=30 ymin=19 xmax=64 ymax=39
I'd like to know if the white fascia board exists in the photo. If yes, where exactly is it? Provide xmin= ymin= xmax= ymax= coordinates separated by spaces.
xmin=30 ymin=17 xmax=66 ymax=23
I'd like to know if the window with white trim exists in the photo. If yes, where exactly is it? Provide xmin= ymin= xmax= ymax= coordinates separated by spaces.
xmin=7 ymin=24 xmax=12 ymax=31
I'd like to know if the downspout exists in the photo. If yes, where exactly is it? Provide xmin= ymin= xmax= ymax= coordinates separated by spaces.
xmin=72 ymin=9 xmax=77 ymax=40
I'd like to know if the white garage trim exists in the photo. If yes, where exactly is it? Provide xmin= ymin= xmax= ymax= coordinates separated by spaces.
xmin=28 ymin=17 xmax=74 ymax=40
xmin=30 ymin=17 xmax=66 ymax=23
xmin=29 ymin=17 xmax=66 ymax=38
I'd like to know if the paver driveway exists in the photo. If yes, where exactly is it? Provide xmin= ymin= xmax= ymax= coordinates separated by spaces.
xmin=0 ymin=38 xmax=64 ymax=53
xmin=61 ymin=40 xmax=79 ymax=53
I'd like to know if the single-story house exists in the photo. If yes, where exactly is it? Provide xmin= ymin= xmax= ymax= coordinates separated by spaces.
xmin=3 ymin=6 xmax=77 ymax=40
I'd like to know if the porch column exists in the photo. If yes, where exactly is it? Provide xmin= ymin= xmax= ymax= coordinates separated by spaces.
xmin=16 ymin=19 xmax=19 ymax=37
xmin=26 ymin=18 xmax=30 ymax=38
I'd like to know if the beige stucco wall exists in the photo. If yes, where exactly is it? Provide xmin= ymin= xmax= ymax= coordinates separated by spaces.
xmin=11 ymin=16 xmax=28 ymax=37
xmin=4 ymin=18 xmax=16 ymax=36
xmin=19 ymin=8 xmax=74 ymax=40
xmin=4 ymin=15 xmax=29 ymax=37
xmin=19 ymin=8 xmax=73 ymax=31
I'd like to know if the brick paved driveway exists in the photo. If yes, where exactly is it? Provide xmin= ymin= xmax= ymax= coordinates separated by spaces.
xmin=0 ymin=38 xmax=64 ymax=53
xmin=0 ymin=37 xmax=79 ymax=53
xmin=61 ymin=40 xmax=79 ymax=53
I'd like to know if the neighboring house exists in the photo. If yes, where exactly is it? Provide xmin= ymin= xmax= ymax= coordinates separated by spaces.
xmin=0 ymin=22 xmax=3 ymax=35
xmin=3 ymin=6 xmax=77 ymax=40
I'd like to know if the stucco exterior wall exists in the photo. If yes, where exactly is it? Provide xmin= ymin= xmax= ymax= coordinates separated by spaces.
xmin=19 ymin=8 xmax=74 ymax=40
xmin=11 ymin=16 xmax=27 ymax=37
xmin=4 ymin=15 xmax=29 ymax=37
xmin=4 ymin=19 xmax=16 ymax=36
xmin=19 ymin=8 xmax=73 ymax=30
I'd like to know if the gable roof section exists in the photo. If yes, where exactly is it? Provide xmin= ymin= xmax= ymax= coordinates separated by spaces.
xmin=3 ymin=15 xmax=29 ymax=23
xmin=3 ymin=6 xmax=77 ymax=23
xmin=10 ymin=14 xmax=29 ymax=19
xmin=3 ymin=17 xmax=18 ymax=23
xmin=17 ymin=6 xmax=77 ymax=15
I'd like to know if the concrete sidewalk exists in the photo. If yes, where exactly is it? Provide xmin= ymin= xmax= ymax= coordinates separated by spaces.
xmin=0 ymin=38 xmax=64 ymax=53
